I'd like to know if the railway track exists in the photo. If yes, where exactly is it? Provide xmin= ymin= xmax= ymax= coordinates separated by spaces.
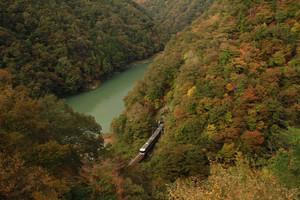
xmin=128 ymin=120 xmax=164 ymax=166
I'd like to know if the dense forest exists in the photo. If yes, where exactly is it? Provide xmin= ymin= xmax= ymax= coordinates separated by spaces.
xmin=0 ymin=0 xmax=165 ymax=199
xmin=0 ymin=70 xmax=105 ymax=199
xmin=0 ymin=71 xmax=151 ymax=199
xmin=0 ymin=0 xmax=166 ymax=97
xmin=112 ymin=0 xmax=300 ymax=198
xmin=0 ymin=0 xmax=299 ymax=199
xmin=134 ymin=0 xmax=214 ymax=34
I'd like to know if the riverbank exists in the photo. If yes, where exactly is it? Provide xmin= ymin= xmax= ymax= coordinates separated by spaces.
xmin=129 ymin=51 xmax=164 ymax=66
xmin=66 ymin=58 xmax=156 ymax=133
xmin=87 ymin=51 xmax=164 ymax=91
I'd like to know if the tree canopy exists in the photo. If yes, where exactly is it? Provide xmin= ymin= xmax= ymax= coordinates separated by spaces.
xmin=0 ymin=0 xmax=166 ymax=97
xmin=134 ymin=0 xmax=214 ymax=34
xmin=113 ymin=0 xmax=300 ymax=187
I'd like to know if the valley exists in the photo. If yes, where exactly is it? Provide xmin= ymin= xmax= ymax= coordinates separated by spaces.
xmin=0 ymin=0 xmax=299 ymax=199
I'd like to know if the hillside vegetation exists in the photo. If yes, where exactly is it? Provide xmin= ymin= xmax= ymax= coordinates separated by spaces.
xmin=0 ymin=0 xmax=299 ymax=199
xmin=134 ymin=0 xmax=214 ymax=34
xmin=0 ymin=0 xmax=165 ymax=97
xmin=0 ymin=54 xmax=152 ymax=200
xmin=112 ymin=0 xmax=300 ymax=197
xmin=0 ymin=0 xmax=166 ymax=199
xmin=0 ymin=70 xmax=103 ymax=199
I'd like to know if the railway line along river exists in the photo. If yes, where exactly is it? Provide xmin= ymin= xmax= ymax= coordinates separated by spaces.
xmin=66 ymin=59 xmax=154 ymax=133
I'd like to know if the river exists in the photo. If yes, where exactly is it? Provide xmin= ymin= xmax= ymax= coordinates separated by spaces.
xmin=66 ymin=61 xmax=152 ymax=133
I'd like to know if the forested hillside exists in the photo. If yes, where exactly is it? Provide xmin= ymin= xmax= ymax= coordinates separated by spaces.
xmin=0 ymin=0 xmax=165 ymax=97
xmin=112 ymin=0 xmax=299 ymax=197
xmin=0 ymin=0 xmax=166 ymax=199
xmin=1 ymin=0 xmax=299 ymax=199
xmin=134 ymin=0 xmax=214 ymax=34
xmin=0 ymin=69 xmax=101 ymax=198
xmin=0 ymin=70 xmax=153 ymax=199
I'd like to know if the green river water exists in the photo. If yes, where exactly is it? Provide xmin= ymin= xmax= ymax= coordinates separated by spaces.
xmin=66 ymin=61 xmax=152 ymax=133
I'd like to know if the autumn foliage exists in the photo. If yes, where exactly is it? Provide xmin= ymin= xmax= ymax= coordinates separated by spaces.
xmin=113 ymin=0 xmax=300 ymax=195
xmin=164 ymin=153 xmax=299 ymax=200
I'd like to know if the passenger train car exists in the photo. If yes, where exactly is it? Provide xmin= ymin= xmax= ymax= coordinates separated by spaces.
xmin=139 ymin=121 xmax=164 ymax=153
xmin=129 ymin=120 xmax=164 ymax=166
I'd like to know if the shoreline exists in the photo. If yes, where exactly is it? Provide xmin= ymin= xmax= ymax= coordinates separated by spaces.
xmin=87 ymin=51 xmax=164 ymax=91
xmin=129 ymin=51 xmax=164 ymax=66
xmin=61 ymin=51 xmax=164 ymax=98
xmin=66 ymin=54 xmax=158 ymax=133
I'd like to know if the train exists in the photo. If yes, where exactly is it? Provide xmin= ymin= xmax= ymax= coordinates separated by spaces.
xmin=129 ymin=120 xmax=164 ymax=166
xmin=139 ymin=120 xmax=164 ymax=153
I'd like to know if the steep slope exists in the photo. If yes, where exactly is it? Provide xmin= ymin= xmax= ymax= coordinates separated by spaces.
xmin=0 ymin=0 xmax=165 ymax=97
xmin=0 ymin=1 xmax=167 ymax=198
xmin=0 ymin=69 xmax=152 ymax=199
xmin=0 ymin=69 xmax=104 ymax=199
xmin=112 ymin=0 xmax=299 ymax=185
xmin=134 ymin=0 xmax=214 ymax=34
